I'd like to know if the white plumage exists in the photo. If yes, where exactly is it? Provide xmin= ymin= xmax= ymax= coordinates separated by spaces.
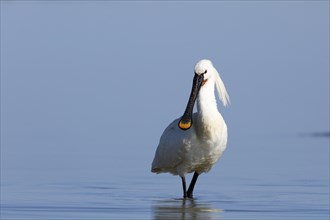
xmin=151 ymin=59 xmax=230 ymax=198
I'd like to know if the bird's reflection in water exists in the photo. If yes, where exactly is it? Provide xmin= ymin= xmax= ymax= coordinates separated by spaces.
xmin=152 ymin=198 xmax=222 ymax=220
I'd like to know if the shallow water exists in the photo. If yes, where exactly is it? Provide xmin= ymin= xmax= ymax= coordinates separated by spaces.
xmin=2 ymin=177 xmax=329 ymax=219
xmin=1 ymin=134 xmax=329 ymax=220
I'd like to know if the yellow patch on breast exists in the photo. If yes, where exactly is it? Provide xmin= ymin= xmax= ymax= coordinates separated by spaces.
xmin=202 ymin=79 xmax=208 ymax=86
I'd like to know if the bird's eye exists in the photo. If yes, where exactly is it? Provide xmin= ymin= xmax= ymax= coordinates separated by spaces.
xmin=203 ymin=70 xmax=207 ymax=74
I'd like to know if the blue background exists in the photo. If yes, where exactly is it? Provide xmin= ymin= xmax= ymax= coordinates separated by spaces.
xmin=1 ymin=0 xmax=329 ymax=205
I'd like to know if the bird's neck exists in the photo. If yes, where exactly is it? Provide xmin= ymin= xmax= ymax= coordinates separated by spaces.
xmin=197 ymin=83 xmax=219 ymax=117
xmin=196 ymin=83 xmax=223 ymax=138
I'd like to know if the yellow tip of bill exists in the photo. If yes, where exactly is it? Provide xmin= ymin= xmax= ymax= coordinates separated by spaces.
xmin=178 ymin=120 xmax=191 ymax=130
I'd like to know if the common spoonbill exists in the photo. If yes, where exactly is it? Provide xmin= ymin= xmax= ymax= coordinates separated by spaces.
xmin=151 ymin=59 xmax=230 ymax=199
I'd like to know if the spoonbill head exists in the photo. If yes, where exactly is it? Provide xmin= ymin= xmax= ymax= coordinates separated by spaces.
xmin=151 ymin=59 xmax=230 ymax=199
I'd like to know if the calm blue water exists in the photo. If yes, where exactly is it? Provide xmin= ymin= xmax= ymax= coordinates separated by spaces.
xmin=1 ymin=134 xmax=329 ymax=220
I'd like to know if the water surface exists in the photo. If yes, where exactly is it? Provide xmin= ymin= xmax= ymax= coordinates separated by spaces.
xmin=1 ymin=134 xmax=329 ymax=220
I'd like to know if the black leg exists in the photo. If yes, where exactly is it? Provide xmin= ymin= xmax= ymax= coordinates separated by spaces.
xmin=181 ymin=176 xmax=187 ymax=198
xmin=187 ymin=172 xmax=199 ymax=198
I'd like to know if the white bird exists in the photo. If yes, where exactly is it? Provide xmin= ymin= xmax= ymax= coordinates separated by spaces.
xmin=151 ymin=59 xmax=230 ymax=199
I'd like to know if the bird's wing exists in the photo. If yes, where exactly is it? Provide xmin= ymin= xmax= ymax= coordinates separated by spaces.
xmin=151 ymin=117 xmax=194 ymax=174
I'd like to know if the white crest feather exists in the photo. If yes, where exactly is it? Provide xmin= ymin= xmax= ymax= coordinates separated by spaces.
xmin=214 ymin=68 xmax=230 ymax=107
